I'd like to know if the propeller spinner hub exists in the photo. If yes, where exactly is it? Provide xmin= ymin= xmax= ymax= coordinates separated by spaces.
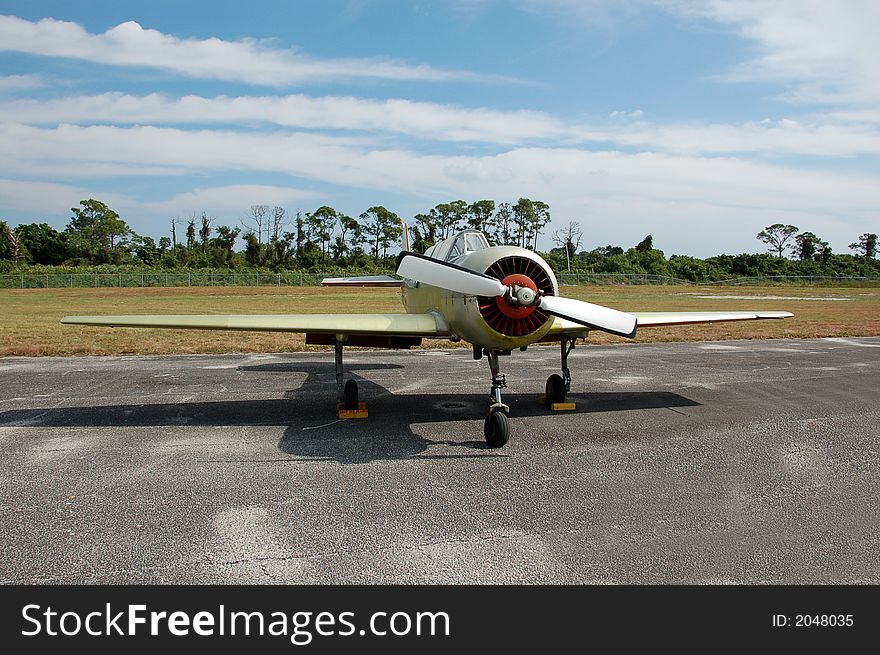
xmin=494 ymin=273 xmax=539 ymax=320
xmin=513 ymin=286 xmax=536 ymax=306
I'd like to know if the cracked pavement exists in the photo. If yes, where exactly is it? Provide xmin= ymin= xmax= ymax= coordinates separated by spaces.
xmin=1 ymin=337 xmax=878 ymax=583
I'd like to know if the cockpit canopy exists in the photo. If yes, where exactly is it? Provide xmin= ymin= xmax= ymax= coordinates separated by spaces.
xmin=424 ymin=231 xmax=490 ymax=263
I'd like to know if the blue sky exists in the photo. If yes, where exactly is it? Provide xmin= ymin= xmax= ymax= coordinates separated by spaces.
xmin=0 ymin=0 xmax=877 ymax=256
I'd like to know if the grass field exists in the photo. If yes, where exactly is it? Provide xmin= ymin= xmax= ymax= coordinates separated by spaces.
xmin=1 ymin=285 xmax=878 ymax=356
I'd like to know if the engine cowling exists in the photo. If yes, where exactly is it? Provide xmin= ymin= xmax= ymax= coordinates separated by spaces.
xmin=478 ymin=255 xmax=555 ymax=337
xmin=436 ymin=245 xmax=557 ymax=349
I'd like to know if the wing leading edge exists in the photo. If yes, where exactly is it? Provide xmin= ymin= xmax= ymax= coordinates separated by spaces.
xmin=60 ymin=312 xmax=450 ymax=337
xmin=548 ymin=310 xmax=793 ymax=335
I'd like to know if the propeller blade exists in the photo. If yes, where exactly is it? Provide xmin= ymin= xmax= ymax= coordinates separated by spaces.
xmin=396 ymin=252 xmax=507 ymax=297
xmin=538 ymin=295 xmax=638 ymax=338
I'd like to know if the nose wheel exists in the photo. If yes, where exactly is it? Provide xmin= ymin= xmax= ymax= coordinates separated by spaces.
xmin=484 ymin=407 xmax=509 ymax=447
xmin=483 ymin=349 xmax=511 ymax=447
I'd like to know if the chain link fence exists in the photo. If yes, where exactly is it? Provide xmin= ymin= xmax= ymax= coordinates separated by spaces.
xmin=1 ymin=271 xmax=330 ymax=289
xmin=1 ymin=271 xmax=878 ymax=289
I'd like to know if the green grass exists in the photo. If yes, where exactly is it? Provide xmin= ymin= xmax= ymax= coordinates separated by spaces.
xmin=1 ymin=285 xmax=877 ymax=356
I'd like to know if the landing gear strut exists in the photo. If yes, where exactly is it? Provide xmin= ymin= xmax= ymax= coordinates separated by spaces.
xmin=335 ymin=339 xmax=359 ymax=410
xmin=483 ymin=350 xmax=510 ymax=447
xmin=545 ymin=337 xmax=575 ymax=405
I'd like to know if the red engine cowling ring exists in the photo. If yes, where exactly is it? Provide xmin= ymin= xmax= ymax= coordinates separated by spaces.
xmin=495 ymin=273 xmax=538 ymax=319
xmin=478 ymin=256 xmax=554 ymax=337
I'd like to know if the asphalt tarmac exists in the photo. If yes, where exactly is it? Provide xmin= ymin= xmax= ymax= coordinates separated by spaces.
xmin=1 ymin=337 xmax=877 ymax=584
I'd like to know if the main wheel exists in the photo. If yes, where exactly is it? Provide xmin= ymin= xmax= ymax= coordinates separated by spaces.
xmin=343 ymin=379 xmax=359 ymax=410
xmin=545 ymin=374 xmax=566 ymax=405
xmin=484 ymin=408 xmax=510 ymax=448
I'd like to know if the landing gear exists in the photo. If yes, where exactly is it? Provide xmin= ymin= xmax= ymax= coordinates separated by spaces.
xmin=545 ymin=337 xmax=575 ymax=405
xmin=545 ymin=374 xmax=566 ymax=404
xmin=343 ymin=379 xmax=359 ymax=410
xmin=483 ymin=350 xmax=510 ymax=447
xmin=484 ymin=408 xmax=509 ymax=447
xmin=335 ymin=338 xmax=359 ymax=409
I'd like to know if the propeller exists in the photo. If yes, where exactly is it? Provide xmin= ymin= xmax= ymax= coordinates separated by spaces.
xmin=396 ymin=252 xmax=638 ymax=338
xmin=396 ymin=252 xmax=506 ymax=297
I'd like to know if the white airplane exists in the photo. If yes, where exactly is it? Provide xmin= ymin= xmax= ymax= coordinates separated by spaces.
xmin=62 ymin=229 xmax=792 ymax=447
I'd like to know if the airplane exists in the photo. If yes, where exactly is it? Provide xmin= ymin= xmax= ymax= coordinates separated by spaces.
xmin=62 ymin=229 xmax=793 ymax=447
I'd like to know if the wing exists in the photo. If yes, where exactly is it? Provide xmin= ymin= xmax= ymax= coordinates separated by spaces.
xmin=632 ymin=311 xmax=793 ymax=327
xmin=61 ymin=312 xmax=450 ymax=337
xmin=547 ymin=310 xmax=793 ymax=335
xmin=321 ymin=275 xmax=402 ymax=287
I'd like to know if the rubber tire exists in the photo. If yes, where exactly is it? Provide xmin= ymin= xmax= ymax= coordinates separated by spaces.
xmin=484 ymin=409 xmax=510 ymax=448
xmin=343 ymin=379 xmax=359 ymax=410
xmin=546 ymin=373 xmax=566 ymax=405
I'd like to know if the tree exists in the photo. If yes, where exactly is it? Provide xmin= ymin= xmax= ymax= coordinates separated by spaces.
xmin=529 ymin=201 xmax=551 ymax=250
xmin=465 ymin=200 xmax=495 ymax=234
xmin=757 ymin=224 xmax=799 ymax=258
xmin=412 ymin=213 xmax=437 ymax=252
xmin=794 ymin=231 xmax=830 ymax=261
xmin=512 ymin=198 xmax=535 ymax=248
xmin=270 ymin=206 xmax=288 ymax=244
xmin=185 ymin=220 xmax=196 ymax=250
xmin=551 ymin=221 xmax=583 ymax=271
xmin=0 ymin=220 xmax=26 ymax=262
xmin=243 ymin=232 xmax=262 ymax=266
xmin=850 ymin=233 xmax=878 ymax=259
xmin=242 ymin=205 xmax=270 ymax=245
xmin=380 ymin=210 xmax=403 ymax=258
xmin=429 ymin=201 xmax=466 ymax=240
xmin=635 ymin=234 xmax=654 ymax=252
xmin=306 ymin=206 xmax=338 ymax=262
xmin=333 ymin=213 xmax=361 ymax=260
xmin=13 ymin=223 xmax=67 ymax=264
xmin=294 ymin=210 xmax=304 ymax=257
xmin=198 ymin=213 xmax=213 ymax=250
xmin=360 ymin=206 xmax=401 ymax=260
xmin=66 ymin=199 xmax=133 ymax=264
xmin=211 ymin=225 xmax=241 ymax=267
xmin=493 ymin=202 xmax=513 ymax=245
xmin=134 ymin=236 xmax=160 ymax=265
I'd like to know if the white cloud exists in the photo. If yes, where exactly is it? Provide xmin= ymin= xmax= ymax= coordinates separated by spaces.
xmin=0 ymin=92 xmax=564 ymax=145
xmin=141 ymin=185 xmax=320 ymax=216
xmin=0 ymin=178 xmax=319 ymax=236
xmin=3 ymin=92 xmax=880 ymax=156
xmin=0 ymin=178 xmax=93 ymax=214
xmin=1 ymin=123 xmax=877 ymax=255
xmin=659 ymin=0 xmax=880 ymax=107
xmin=0 ymin=15 xmax=499 ymax=86
xmin=0 ymin=74 xmax=44 ymax=91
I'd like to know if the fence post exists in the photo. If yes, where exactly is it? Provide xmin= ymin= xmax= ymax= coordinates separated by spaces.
xmin=188 ymin=272 xmax=191 ymax=287
xmin=94 ymin=273 xmax=97 ymax=288
xmin=20 ymin=273 xmax=23 ymax=289
xmin=277 ymin=273 xmax=281 ymax=286
xmin=69 ymin=274 xmax=73 ymax=288
xmin=45 ymin=274 xmax=49 ymax=289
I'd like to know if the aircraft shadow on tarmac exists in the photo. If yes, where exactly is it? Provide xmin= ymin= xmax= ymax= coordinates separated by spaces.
xmin=1 ymin=361 xmax=700 ymax=465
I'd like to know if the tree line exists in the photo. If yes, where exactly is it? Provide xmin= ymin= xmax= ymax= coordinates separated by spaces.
xmin=0 ymin=197 xmax=551 ymax=271
xmin=1 ymin=199 xmax=877 ymax=281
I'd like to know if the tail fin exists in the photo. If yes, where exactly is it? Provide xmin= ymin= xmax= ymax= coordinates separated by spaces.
xmin=400 ymin=218 xmax=411 ymax=251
